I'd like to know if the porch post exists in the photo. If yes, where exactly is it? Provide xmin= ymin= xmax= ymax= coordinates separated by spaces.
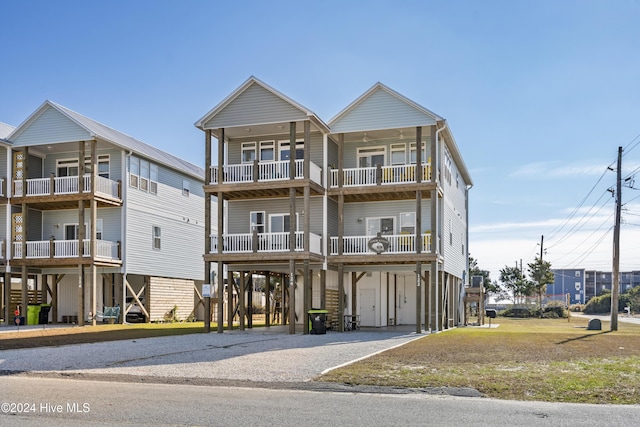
xmin=280 ymin=272 xmax=286 ymax=325
xmin=320 ymin=269 xmax=326 ymax=310
xmin=216 ymin=127 xmax=224 ymax=333
xmin=430 ymin=261 xmax=438 ymax=332
xmin=239 ymin=271 xmax=245 ymax=331
xmin=303 ymin=261 xmax=310 ymax=335
xmin=204 ymin=129 xmax=212 ymax=333
xmin=21 ymin=266 xmax=27 ymax=324
xmin=3 ymin=270 xmax=10 ymax=325
xmin=265 ymin=271 xmax=271 ymax=327
xmin=227 ymin=270 xmax=233 ymax=331
xmin=338 ymin=264 xmax=344 ymax=332
xmin=416 ymin=261 xmax=422 ymax=333
xmin=90 ymin=140 xmax=97 ymax=326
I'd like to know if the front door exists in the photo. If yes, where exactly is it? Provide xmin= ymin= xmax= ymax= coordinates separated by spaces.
xmin=359 ymin=288 xmax=376 ymax=326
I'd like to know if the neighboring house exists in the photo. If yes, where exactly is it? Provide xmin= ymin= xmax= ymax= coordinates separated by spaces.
xmin=197 ymin=76 xmax=473 ymax=334
xmin=2 ymin=101 xmax=207 ymax=326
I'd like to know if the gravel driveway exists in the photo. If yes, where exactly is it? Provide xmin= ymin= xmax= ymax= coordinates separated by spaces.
xmin=0 ymin=327 xmax=423 ymax=383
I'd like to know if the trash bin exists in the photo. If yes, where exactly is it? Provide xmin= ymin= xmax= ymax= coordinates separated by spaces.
xmin=308 ymin=309 xmax=328 ymax=334
xmin=39 ymin=304 xmax=51 ymax=324
xmin=27 ymin=305 xmax=42 ymax=325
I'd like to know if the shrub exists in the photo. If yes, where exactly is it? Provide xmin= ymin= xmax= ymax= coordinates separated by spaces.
xmin=569 ymin=304 xmax=585 ymax=312
xmin=543 ymin=300 xmax=566 ymax=318
xmin=499 ymin=307 xmax=538 ymax=318
xmin=251 ymin=304 xmax=265 ymax=314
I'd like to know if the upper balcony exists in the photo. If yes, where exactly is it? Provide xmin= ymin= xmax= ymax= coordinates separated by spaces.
xmin=12 ymin=175 xmax=122 ymax=208
xmin=207 ymin=231 xmax=323 ymax=262
xmin=328 ymin=233 xmax=439 ymax=264
xmin=328 ymin=164 xmax=436 ymax=202
xmin=207 ymin=159 xmax=324 ymax=199
xmin=11 ymin=238 xmax=121 ymax=267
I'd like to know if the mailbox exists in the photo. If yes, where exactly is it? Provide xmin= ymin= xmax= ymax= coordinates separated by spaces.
xmin=485 ymin=309 xmax=497 ymax=319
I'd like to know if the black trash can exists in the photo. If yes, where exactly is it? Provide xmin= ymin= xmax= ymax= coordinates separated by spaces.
xmin=308 ymin=309 xmax=328 ymax=334
xmin=39 ymin=304 xmax=52 ymax=324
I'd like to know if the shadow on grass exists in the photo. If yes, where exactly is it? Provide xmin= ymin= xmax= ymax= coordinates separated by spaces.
xmin=556 ymin=330 xmax=612 ymax=345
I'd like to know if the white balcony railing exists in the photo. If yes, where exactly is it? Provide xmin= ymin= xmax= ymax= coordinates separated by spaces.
xmin=13 ymin=239 xmax=120 ymax=260
xmin=14 ymin=175 xmax=120 ymax=199
xmin=329 ymin=233 xmax=432 ymax=255
xmin=210 ymin=231 xmax=322 ymax=254
xmin=329 ymin=164 xmax=431 ymax=188
xmin=210 ymin=159 xmax=322 ymax=186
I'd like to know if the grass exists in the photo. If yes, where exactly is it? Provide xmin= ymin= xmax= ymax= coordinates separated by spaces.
xmin=318 ymin=316 xmax=640 ymax=404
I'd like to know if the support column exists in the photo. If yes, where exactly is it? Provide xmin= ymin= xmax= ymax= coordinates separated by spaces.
xmin=320 ymin=270 xmax=326 ymax=310
xmin=4 ymin=271 xmax=10 ymax=325
xmin=265 ymin=272 xmax=271 ymax=327
xmin=281 ymin=272 xmax=286 ymax=325
xmin=303 ymin=261 xmax=310 ymax=335
xmin=430 ymin=261 xmax=438 ymax=332
xmin=217 ymin=261 xmax=224 ymax=333
xmin=21 ymin=266 xmax=27 ymax=325
xmin=216 ymin=128 xmax=225 ymax=333
xmin=416 ymin=261 xmax=422 ymax=333
xmin=227 ymin=271 xmax=233 ymax=331
xmin=239 ymin=271 xmax=245 ymax=331
xmin=289 ymin=261 xmax=296 ymax=334
xmin=204 ymin=129 xmax=212 ymax=333
xmin=338 ymin=264 xmax=344 ymax=332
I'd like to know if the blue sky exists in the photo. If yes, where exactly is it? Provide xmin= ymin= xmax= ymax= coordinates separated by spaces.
xmin=2 ymin=0 xmax=640 ymax=281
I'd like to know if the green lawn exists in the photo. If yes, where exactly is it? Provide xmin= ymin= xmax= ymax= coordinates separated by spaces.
xmin=318 ymin=317 xmax=640 ymax=404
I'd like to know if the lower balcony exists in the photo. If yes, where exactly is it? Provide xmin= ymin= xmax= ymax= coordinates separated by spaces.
xmin=211 ymin=231 xmax=322 ymax=255
xmin=14 ymin=175 xmax=121 ymax=201
xmin=329 ymin=233 xmax=432 ymax=255
xmin=12 ymin=239 xmax=121 ymax=266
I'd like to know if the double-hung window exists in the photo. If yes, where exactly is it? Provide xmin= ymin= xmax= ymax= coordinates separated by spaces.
xmin=242 ymin=142 xmax=256 ymax=163
xmin=366 ymin=217 xmax=394 ymax=236
xmin=250 ymin=211 xmax=265 ymax=233
xmin=260 ymin=141 xmax=275 ymax=162
xmin=152 ymin=226 xmax=161 ymax=250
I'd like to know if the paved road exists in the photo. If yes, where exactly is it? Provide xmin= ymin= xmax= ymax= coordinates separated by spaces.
xmin=2 ymin=376 xmax=640 ymax=427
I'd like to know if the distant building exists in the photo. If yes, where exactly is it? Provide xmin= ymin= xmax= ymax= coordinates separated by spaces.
xmin=548 ymin=269 xmax=585 ymax=304
xmin=549 ymin=269 xmax=640 ymax=304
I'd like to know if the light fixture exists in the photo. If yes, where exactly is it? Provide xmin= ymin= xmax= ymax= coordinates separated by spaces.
xmin=399 ymin=130 xmax=404 ymax=140
xmin=362 ymin=133 xmax=369 ymax=143
xmin=244 ymin=128 xmax=251 ymax=132
xmin=357 ymin=217 xmax=363 ymax=223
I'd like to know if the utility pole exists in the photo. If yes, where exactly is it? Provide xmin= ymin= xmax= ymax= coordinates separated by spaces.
xmin=540 ymin=235 xmax=544 ymax=261
xmin=611 ymin=146 xmax=622 ymax=331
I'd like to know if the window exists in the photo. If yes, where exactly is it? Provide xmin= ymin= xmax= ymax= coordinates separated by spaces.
xmin=279 ymin=141 xmax=304 ymax=160
xmin=64 ymin=220 xmax=102 ymax=240
xmin=84 ymin=154 xmax=110 ymax=178
xmin=150 ymin=164 xmax=158 ymax=194
xmin=270 ymin=214 xmax=291 ymax=233
xmin=260 ymin=141 xmax=275 ymax=161
xmin=140 ymin=159 xmax=149 ymax=191
xmin=443 ymin=148 xmax=453 ymax=185
xmin=57 ymin=159 xmax=79 ymax=177
xmin=409 ymin=142 xmax=427 ymax=164
xmin=366 ymin=217 xmax=394 ymax=236
xmin=269 ymin=213 xmax=299 ymax=233
xmin=399 ymin=212 xmax=415 ymax=234
xmin=390 ymin=144 xmax=406 ymax=165
xmin=242 ymin=142 xmax=256 ymax=163
xmin=130 ymin=157 xmax=139 ymax=188
xmin=357 ymin=146 xmax=385 ymax=167
xmin=250 ymin=211 xmax=265 ymax=233
xmin=449 ymin=218 xmax=453 ymax=245
xmin=152 ymin=226 xmax=161 ymax=250
xmin=182 ymin=180 xmax=190 ymax=196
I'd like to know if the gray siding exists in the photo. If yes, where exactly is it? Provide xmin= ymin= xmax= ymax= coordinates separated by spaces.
xmin=27 ymin=208 xmax=42 ymax=240
xmin=343 ymin=200 xmax=432 ymax=236
xmin=27 ymin=154 xmax=43 ymax=179
xmin=43 ymin=207 xmax=121 ymax=242
xmin=204 ymin=83 xmax=307 ymax=129
xmin=228 ymin=197 xmax=324 ymax=236
xmin=331 ymin=89 xmax=436 ymax=133
xmin=128 ymin=155 xmax=203 ymax=198
xmin=327 ymin=198 xmax=338 ymax=237
xmin=441 ymin=144 xmax=469 ymax=278
xmin=125 ymin=172 xmax=204 ymax=281
xmin=42 ymin=147 xmax=123 ymax=181
xmin=342 ymin=138 xmax=432 ymax=169
xmin=0 ymin=147 xmax=8 ymax=180
xmin=227 ymin=131 xmax=324 ymax=168
xmin=12 ymin=106 xmax=92 ymax=146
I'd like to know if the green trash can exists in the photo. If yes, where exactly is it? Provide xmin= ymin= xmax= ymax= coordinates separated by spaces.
xmin=308 ymin=309 xmax=328 ymax=334
xmin=27 ymin=305 xmax=42 ymax=325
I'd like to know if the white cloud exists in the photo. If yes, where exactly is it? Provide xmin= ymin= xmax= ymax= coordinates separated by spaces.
xmin=510 ymin=160 xmax=609 ymax=178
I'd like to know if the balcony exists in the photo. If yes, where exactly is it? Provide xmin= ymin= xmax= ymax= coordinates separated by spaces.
xmin=329 ymin=233 xmax=432 ymax=255
xmin=211 ymin=231 xmax=322 ymax=255
xmin=330 ymin=164 xmax=431 ymax=188
xmin=13 ymin=239 xmax=121 ymax=264
xmin=13 ymin=175 xmax=121 ymax=201
xmin=210 ymin=159 xmax=322 ymax=186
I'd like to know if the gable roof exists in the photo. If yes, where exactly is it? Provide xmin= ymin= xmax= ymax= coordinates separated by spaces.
xmin=9 ymin=101 xmax=204 ymax=180
xmin=0 ymin=122 xmax=15 ymax=142
xmin=328 ymin=82 xmax=443 ymax=133
xmin=195 ymin=76 xmax=330 ymax=135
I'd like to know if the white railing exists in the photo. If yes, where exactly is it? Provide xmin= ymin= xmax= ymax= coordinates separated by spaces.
xmin=329 ymin=164 xmax=431 ymax=188
xmin=210 ymin=231 xmax=322 ymax=254
xmin=210 ymin=159 xmax=322 ymax=186
xmin=329 ymin=234 xmax=432 ymax=255
xmin=14 ymin=175 xmax=119 ymax=199
xmin=13 ymin=239 xmax=119 ymax=260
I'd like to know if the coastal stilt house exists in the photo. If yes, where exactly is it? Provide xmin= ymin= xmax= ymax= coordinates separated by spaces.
xmin=198 ymin=77 xmax=473 ymax=334
xmin=2 ymin=101 xmax=206 ymax=326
